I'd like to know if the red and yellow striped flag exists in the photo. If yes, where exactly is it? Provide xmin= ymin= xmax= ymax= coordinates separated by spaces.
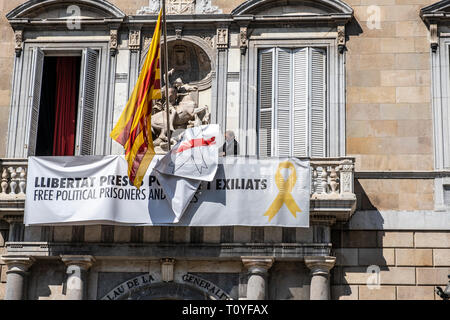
xmin=110 ymin=10 xmax=162 ymax=188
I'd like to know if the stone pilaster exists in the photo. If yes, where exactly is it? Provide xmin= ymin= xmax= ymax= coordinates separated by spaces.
xmin=4 ymin=215 xmax=24 ymax=242
xmin=61 ymin=255 xmax=95 ymax=300
xmin=242 ymin=256 xmax=274 ymax=300
xmin=2 ymin=255 xmax=35 ymax=300
xmin=304 ymin=256 xmax=336 ymax=300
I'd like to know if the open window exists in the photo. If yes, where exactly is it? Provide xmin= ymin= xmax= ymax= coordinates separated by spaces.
xmin=258 ymin=47 xmax=326 ymax=158
xmin=26 ymin=48 xmax=99 ymax=156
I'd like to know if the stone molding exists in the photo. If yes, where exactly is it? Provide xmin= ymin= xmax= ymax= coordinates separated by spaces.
xmin=304 ymin=256 xmax=336 ymax=277
xmin=60 ymin=255 xmax=96 ymax=271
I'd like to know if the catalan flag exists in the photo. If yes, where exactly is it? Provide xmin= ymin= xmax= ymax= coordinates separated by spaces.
xmin=110 ymin=10 xmax=162 ymax=188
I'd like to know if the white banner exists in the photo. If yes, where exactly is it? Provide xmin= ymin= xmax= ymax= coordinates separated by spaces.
xmin=24 ymin=155 xmax=310 ymax=227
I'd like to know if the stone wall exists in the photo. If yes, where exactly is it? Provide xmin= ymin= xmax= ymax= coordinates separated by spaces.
xmin=0 ymin=0 xmax=24 ymax=157
xmin=346 ymin=0 xmax=436 ymax=208
xmin=331 ymin=229 xmax=450 ymax=300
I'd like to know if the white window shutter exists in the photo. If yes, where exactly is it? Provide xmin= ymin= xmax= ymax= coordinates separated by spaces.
xmin=27 ymin=47 xmax=45 ymax=156
xmin=258 ymin=49 xmax=274 ymax=157
xmin=310 ymin=48 xmax=326 ymax=157
xmin=292 ymin=48 xmax=309 ymax=158
xmin=275 ymin=48 xmax=291 ymax=157
xmin=76 ymin=48 xmax=98 ymax=155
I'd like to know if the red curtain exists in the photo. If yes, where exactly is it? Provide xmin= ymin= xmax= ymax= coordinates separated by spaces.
xmin=53 ymin=57 xmax=77 ymax=156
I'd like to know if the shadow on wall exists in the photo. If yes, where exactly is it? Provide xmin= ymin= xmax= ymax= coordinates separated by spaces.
xmin=27 ymin=260 xmax=66 ymax=300
xmin=330 ymin=179 xmax=388 ymax=300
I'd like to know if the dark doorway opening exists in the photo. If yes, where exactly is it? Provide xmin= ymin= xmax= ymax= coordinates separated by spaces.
xmin=36 ymin=56 xmax=81 ymax=156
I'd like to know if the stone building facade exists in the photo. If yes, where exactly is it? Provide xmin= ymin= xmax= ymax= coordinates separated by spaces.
xmin=0 ymin=0 xmax=448 ymax=300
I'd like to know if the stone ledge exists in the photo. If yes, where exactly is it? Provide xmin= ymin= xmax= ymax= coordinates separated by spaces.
xmin=4 ymin=242 xmax=332 ymax=260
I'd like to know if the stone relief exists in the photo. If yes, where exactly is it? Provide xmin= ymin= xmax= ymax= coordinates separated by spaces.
xmin=151 ymin=70 xmax=210 ymax=153
xmin=129 ymin=29 xmax=141 ymax=51
xmin=137 ymin=0 xmax=222 ymax=15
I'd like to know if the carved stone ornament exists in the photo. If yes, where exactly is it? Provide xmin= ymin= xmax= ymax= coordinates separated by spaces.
xmin=337 ymin=25 xmax=346 ymax=54
xmin=168 ymin=0 xmax=195 ymax=14
xmin=110 ymin=29 xmax=118 ymax=56
xmin=136 ymin=0 xmax=222 ymax=15
xmin=14 ymin=30 xmax=23 ymax=57
xmin=175 ymin=25 xmax=183 ymax=40
xmin=216 ymin=27 xmax=228 ymax=50
xmin=129 ymin=29 xmax=141 ymax=51
xmin=430 ymin=24 xmax=438 ymax=53
xmin=240 ymin=27 xmax=248 ymax=55
xmin=196 ymin=0 xmax=222 ymax=14
xmin=137 ymin=0 xmax=160 ymax=14
xmin=199 ymin=34 xmax=214 ymax=48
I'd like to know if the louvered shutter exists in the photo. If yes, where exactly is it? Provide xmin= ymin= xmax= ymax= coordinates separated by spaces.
xmin=27 ymin=48 xmax=44 ymax=156
xmin=275 ymin=48 xmax=291 ymax=157
xmin=310 ymin=48 xmax=326 ymax=157
xmin=292 ymin=48 xmax=309 ymax=158
xmin=258 ymin=49 xmax=274 ymax=157
xmin=76 ymin=48 xmax=98 ymax=155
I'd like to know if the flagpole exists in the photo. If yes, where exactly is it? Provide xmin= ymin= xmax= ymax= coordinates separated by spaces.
xmin=161 ymin=0 xmax=172 ymax=151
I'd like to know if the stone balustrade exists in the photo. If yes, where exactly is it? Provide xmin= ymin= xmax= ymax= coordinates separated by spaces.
xmin=0 ymin=159 xmax=28 ymax=200
xmin=310 ymin=157 xmax=355 ymax=199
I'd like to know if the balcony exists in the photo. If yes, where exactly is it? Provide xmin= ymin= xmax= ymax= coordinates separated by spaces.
xmin=0 ymin=157 xmax=356 ymax=224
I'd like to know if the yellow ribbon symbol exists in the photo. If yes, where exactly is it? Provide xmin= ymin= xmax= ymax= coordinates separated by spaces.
xmin=264 ymin=161 xmax=301 ymax=221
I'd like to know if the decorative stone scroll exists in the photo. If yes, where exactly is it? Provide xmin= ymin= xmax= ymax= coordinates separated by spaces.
xmin=110 ymin=29 xmax=118 ymax=56
xmin=337 ymin=25 xmax=346 ymax=54
xmin=239 ymin=26 xmax=248 ymax=55
xmin=430 ymin=24 xmax=438 ymax=53
xmin=14 ymin=30 xmax=23 ymax=57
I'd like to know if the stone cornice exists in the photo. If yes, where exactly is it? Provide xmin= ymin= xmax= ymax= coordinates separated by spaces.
xmin=6 ymin=242 xmax=331 ymax=261
xmin=355 ymin=170 xmax=450 ymax=179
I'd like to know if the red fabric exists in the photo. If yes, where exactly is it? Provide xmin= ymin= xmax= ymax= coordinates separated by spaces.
xmin=175 ymin=137 xmax=216 ymax=153
xmin=52 ymin=57 xmax=77 ymax=156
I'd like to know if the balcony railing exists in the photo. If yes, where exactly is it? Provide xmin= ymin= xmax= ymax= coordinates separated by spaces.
xmin=0 ymin=157 xmax=356 ymax=221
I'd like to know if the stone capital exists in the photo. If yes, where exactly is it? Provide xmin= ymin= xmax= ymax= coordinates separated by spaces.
xmin=242 ymin=256 xmax=274 ymax=274
xmin=61 ymin=255 xmax=95 ymax=271
xmin=2 ymin=255 xmax=35 ymax=274
xmin=304 ymin=256 xmax=336 ymax=276
xmin=2 ymin=215 xmax=23 ymax=224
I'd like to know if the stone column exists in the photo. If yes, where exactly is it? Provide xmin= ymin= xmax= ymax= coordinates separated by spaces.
xmin=2 ymin=256 xmax=35 ymax=300
xmin=61 ymin=255 xmax=95 ymax=300
xmin=304 ymin=256 xmax=336 ymax=300
xmin=242 ymin=257 xmax=274 ymax=300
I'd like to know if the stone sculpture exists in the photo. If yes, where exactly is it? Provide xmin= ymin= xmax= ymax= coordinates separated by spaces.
xmin=151 ymin=69 xmax=210 ymax=153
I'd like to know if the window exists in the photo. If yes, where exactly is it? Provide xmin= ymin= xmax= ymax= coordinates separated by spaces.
xmin=258 ymin=47 xmax=326 ymax=158
xmin=27 ymin=47 xmax=98 ymax=156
